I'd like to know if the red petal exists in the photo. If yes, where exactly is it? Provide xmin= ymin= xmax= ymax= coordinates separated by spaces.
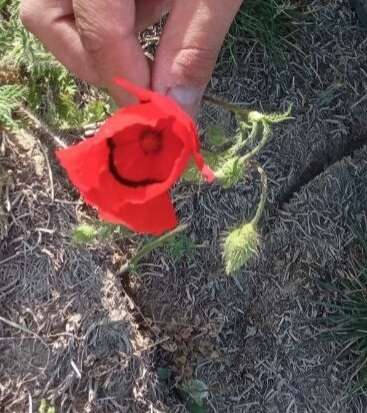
xmin=112 ymin=117 xmax=184 ymax=183
xmin=97 ymin=104 xmax=160 ymax=140
xmin=57 ymin=78 xmax=213 ymax=237
xmin=114 ymin=77 xmax=198 ymax=148
xmin=99 ymin=192 xmax=177 ymax=235
xmin=113 ymin=78 xmax=207 ymax=185
xmin=56 ymin=135 xmax=108 ymax=192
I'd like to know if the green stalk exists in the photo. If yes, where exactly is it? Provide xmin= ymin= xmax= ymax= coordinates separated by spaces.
xmin=203 ymin=95 xmax=250 ymax=115
xmin=230 ymin=121 xmax=260 ymax=155
xmin=242 ymin=120 xmax=271 ymax=163
xmin=119 ymin=224 xmax=189 ymax=274
xmin=251 ymin=165 xmax=268 ymax=226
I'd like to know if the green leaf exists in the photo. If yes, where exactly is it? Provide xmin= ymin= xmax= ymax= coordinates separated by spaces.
xmin=0 ymin=84 xmax=25 ymax=129
xmin=164 ymin=234 xmax=195 ymax=260
xmin=72 ymin=222 xmax=129 ymax=245
xmin=72 ymin=224 xmax=98 ymax=245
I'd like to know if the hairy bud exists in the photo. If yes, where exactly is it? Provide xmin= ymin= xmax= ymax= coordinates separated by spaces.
xmin=223 ymin=223 xmax=259 ymax=275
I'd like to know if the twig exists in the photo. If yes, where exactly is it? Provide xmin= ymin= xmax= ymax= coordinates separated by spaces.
xmin=0 ymin=251 xmax=21 ymax=265
xmin=0 ymin=315 xmax=47 ymax=346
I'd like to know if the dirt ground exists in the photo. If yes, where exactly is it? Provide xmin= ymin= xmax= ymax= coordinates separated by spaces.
xmin=1 ymin=1 xmax=367 ymax=412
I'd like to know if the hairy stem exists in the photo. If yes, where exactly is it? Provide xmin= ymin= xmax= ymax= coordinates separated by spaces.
xmin=230 ymin=121 xmax=261 ymax=156
xmin=252 ymin=164 xmax=268 ymax=226
xmin=119 ymin=224 xmax=189 ymax=274
xmin=242 ymin=121 xmax=271 ymax=163
xmin=203 ymin=95 xmax=249 ymax=115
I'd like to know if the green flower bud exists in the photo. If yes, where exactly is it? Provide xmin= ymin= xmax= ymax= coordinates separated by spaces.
xmin=223 ymin=223 xmax=259 ymax=275
xmin=215 ymin=156 xmax=246 ymax=189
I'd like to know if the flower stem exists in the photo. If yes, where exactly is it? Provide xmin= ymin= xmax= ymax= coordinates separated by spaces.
xmin=230 ymin=121 xmax=260 ymax=156
xmin=119 ymin=224 xmax=189 ymax=274
xmin=203 ymin=95 xmax=249 ymax=115
xmin=242 ymin=121 xmax=271 ymax=163
xmin=251 ymin=165 xmax=268 ymax=227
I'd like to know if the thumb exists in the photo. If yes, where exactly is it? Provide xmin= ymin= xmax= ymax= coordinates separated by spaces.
xmin=152 ymin=0 xmax=242 ymax=115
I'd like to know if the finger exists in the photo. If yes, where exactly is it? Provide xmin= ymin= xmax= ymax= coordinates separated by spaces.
xmin=135 ymin=0 xmax=172 ymax=32
xmin=73 ymin=0 xmax=150 ymax=105
xmin=152 ymin=0 xmax=243 ymax=115
xmin=21 ymin=0 xmax=151 ymax=106
xmin=20 ymin=0 xmax=99 ymax=84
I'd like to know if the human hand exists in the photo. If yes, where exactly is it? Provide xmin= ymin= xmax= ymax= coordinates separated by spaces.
xmin=20 ymin=0 xmax=242 ymax=115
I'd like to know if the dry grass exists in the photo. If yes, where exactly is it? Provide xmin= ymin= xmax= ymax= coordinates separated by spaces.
xmin=1 ymin=1 xmax=367 ymax=412
xmin=0 ymin=128 xmax=164 ymax=411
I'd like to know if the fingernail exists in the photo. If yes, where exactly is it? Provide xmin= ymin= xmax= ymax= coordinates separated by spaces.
xmin=167 ymin=86 xmax=204 ymax=116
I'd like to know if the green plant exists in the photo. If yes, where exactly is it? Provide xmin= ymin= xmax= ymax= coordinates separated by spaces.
xmin=226 ymin=0 xmax=299 ymax=61
xmin=0 ymin=0 xmax=111 ymax=130
xmin=322 ymin=239 xmax=367 ymax=394
xmin=70 ymin=97 xmax=291 ymax=276
xmin=0 ymin=84 xmax=25 ymax=129
xmin=1 ymin=1 xmax=292 ymax=277
xmin=119 ymin=224 xmax=189 ymax=274
xmin=72 ymin=222 xmax=130 ymax=246
xmin=203 ymin=98 xmax=291 ymax=274
xmin=164 ymin=233 xmax=196 ymax=260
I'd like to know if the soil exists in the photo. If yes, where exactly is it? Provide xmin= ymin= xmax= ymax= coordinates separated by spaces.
xmin=1 ymin=1 xmax=367 ymax=412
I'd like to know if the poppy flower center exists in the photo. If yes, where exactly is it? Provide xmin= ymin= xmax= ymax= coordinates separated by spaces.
xmin=140 ymin=130 xmax=162 ymax=154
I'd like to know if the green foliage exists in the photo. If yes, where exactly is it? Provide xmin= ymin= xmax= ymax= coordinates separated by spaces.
xmin=327 ymin=280 xmax=367 ymax=394
xmin=72 ymin=222 xmax=129 ymax=245
xmin=0 ymin=84 xmax=25 ymax=128
xmin=223 ymin=223 xmax=259 ymax=275
xmin=215 ymin=156 xmax=246 ymax=188
xmin=0 ymin=0 xmax=110 ymax=130
xmin=323 ymin=253 xmax=367 ymax=394
xmin=164 ymin=233 xmax=195 ymax=260
xmin=227 ymin=0 xmax=299 ymax=60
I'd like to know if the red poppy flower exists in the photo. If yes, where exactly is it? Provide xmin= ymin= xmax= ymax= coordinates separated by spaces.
xmin=56 ymin=78 xmax=215 ymax=235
